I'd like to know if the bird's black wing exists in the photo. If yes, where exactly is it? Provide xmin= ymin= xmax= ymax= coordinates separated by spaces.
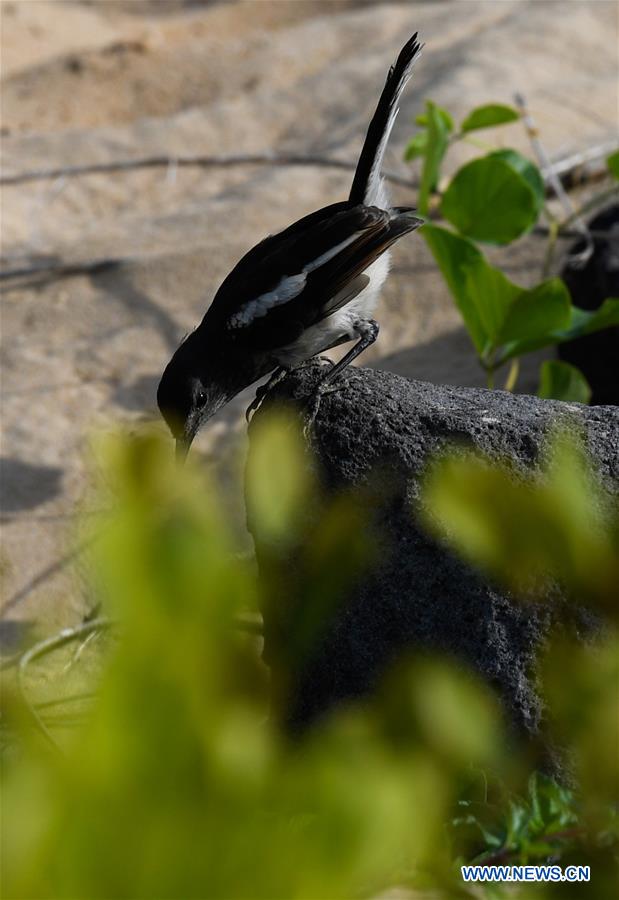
xmin=203 ymin=203 xmax=418 ymax=351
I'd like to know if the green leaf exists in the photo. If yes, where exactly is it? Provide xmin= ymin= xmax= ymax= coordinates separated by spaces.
xmin=498 ymin=297 xmax=619 ymax=363
xmin=607 ymin=150 xmax=619 ymax=180
xmin=404 ymin=131 xmax=427 ymax=161
xmin=422 ymin=224 xmax=486 ymax=353
xmin=528 ymin=773 xmax=577 ymax=834
xmin=424 ymin=228 xmax=611 ymax=370
xmin=406 ymin=105 xmax=455 ymax=163
xmin=461 ymin=263 xmax=571 ymax=365
xmin=423 ymin=226 xmax=570 ymax=364
xmin=497 ymin=278 xmax=572 ymax=345
xmin=538 ymin=361 xmax=592 ymax=404
xmin=560 ymin=297 xmax=619 ymax=340
xmin=415 ymin=106 xmax=454 ymax=132
xmin=488 ymin=149 xmax=545 ymax=216
xmin=418 ymin=101 xmax=452 ymax=215
xmin=506 ymin=801 xmax=529 ymax=845
xmin=463 ymin=257 xmax=520 ymax=351
xmin=453 ymin=814 xmax=504 ymax=849
xmin=528 ymin=771 xmax=543 ymax=829
xmin=461 ymin=103 xmax=519 ymax=133
xmin=441 ymin=156 xmax=539 ymax=244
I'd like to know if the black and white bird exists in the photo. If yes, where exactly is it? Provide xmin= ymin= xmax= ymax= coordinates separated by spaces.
xmin=158 ymin=33 xmax=424 ymax=458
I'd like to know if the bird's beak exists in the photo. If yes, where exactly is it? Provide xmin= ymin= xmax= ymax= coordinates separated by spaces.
xmin=175 ymin=397 xmax=225 ymax=464
xmin=175 ymin=437 xmax=190 ymax=464
xmin=175 ymin=420 xmax=198 ymax=465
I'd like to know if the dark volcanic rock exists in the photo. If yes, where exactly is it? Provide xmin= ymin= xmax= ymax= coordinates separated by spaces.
xmin=247 ymin=363 xmax=619 ymax=750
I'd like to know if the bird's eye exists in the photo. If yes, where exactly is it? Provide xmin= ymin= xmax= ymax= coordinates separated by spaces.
xmin=196 ymin=389 xmax=207 ymax=407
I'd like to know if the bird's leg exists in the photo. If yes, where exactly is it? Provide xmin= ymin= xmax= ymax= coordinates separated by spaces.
xmin=316 ymin=319 xmax=379 ymax=393
xmin=316 ymin=318 xmax=379 ymax=390
xmin=245 ymin=366 xmax=288 ymax=422
xmin=246 ymin=358 xmax=333 ymax=424
xmin=304 ymin=319 xmax=379 ymax=436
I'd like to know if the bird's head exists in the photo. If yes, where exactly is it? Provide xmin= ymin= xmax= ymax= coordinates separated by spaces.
xmin=157 ymin=335 xmax=227 ymax=461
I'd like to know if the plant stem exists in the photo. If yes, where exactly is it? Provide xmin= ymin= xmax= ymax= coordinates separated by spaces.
xmin=486 ymin=369 xmax=495 ymax=390
xmin=515 ymin=91 xmax=594 ymax=266
xmin=542 ymin=220 xmax=560 ymax=279
xmin=560 ymin=184 xmax=619 ymax=230
xmin=17 ymin=618 xmax=114 ymax=753
xmin=541 ymin=202 xmax=558 ymax=227
xmin=460 ymin=135 xmax=494 ymax=152
xmin=504 ymin=358 xmax=520 ymax=392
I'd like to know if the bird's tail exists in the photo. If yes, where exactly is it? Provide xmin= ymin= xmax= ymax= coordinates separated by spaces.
xmin=348 ymin=32 xmax=423 ymax=209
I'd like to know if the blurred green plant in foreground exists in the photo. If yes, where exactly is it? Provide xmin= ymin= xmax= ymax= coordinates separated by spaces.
xmin=422 ymin=430 xmax=619 ymax=611
xmin=1 ymin=420 xmax=617 ymax=898
xmin=422 ymin=429 xmax=618 ymax=881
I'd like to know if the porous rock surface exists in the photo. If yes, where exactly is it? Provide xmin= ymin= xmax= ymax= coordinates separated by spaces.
xmin=249 ymin=364 xmax=619 ymax=747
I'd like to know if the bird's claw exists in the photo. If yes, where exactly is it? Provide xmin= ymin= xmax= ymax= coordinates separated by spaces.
xmin=302 ymin=381 xmax=338 ymax=441
xmin=246 ymin=368 xmax=292 ymax=423
xmin=313 ymin=355 xmax=335 ymax=368
xmin=245 ymin=384 xmax=269 ymax=423
xmin=245 ymin=396 xmax=260 ymax=423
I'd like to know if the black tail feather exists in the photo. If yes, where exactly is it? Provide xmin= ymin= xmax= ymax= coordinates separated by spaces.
xmin=349 ymin=32 xmax=423 ymax=208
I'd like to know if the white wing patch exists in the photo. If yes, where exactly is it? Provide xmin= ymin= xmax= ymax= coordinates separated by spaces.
xmin=229 ymin=273 xmax=306 ymax=328
xmin=228 ymin=233 xmax=361 ymax=329
xmin=304 ymin=233 xmax=359 ymax=273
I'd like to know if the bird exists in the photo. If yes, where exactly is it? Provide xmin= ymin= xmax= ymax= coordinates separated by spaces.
xmin=158 ymin=32 xmax=424 ymax=460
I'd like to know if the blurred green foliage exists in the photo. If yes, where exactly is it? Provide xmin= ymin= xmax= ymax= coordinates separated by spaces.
xmin=405 ymin=101 xmax=619 ymax=398
xmin=1 ymin=421 xmax=617 ymax=898
xmin=421 ymin=429 xmax=618 ymax=609
xmin=422 ymin=429 xmax=618 ymax=889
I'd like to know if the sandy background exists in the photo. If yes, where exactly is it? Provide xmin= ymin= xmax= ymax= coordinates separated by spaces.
xmin=1 ymin=0 xmax=617 ymax=649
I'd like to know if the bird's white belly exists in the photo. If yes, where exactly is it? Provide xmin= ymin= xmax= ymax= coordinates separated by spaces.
xmin=274 ymin=253 xmax=389 ymax=368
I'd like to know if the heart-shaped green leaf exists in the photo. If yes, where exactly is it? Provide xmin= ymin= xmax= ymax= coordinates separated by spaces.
xmin=461 ymin=265 xmax=570 ymax=365
xmin=422 ymin=224 xmax=486 ymax=353
xmin=538 ymin=360 xmax=591 ymax=404
xmin=497 ymin=279 xmax=572 ymax=345
xmin=495 ymin=297 xmax=619 ymax=364
xmin=424 ymin=228 xmax=616 ymax=370
xmin=488 ymin=149 xmax=545 ymax=216
xmin=463 ymin=258 xmax=520 ymax=350
xmin=460 ymin=104 xmax=519 ymax=133
xmin=424 ymin=226 xmax=567 ymax=363
xmin=441 ymin=156 xmax=539 ymax=244
xmin=560 ymin=297 xmax=619 ymax=340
